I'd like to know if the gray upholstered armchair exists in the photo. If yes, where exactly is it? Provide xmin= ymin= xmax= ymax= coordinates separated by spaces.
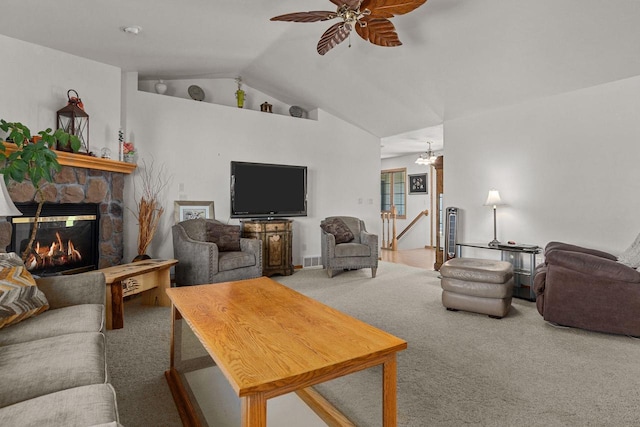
xmin=172 ymin=218 xmax=262 ymax=286
xmin=320 ymin=216 xmax=378 ymax=278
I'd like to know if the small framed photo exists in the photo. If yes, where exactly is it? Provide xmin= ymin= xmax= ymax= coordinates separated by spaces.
xmin=174 ymin=201 xmax=215 ymax=223
xmin=409 ymin=173 xmax=428 ymax=194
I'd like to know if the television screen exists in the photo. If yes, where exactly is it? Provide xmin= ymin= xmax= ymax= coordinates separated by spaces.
xmin=230 ymin=161 xmax=307 ymax=218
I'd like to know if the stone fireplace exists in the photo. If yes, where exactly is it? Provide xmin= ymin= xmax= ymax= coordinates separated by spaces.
xmin=1 ymin=161 xmax=131 ymax=270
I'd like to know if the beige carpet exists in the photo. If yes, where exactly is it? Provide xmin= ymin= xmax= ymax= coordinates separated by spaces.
xmin=107 ymin=262 xmax=640 ymax=426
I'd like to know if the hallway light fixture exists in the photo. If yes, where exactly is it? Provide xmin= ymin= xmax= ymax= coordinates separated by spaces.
xmin=415 ymin=141 xmax=437 ymax=165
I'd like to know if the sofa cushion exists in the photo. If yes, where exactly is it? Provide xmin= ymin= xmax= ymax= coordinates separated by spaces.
xmin=0 ymin=332 xmax=106 ymax=407
xmin=0 ymin=304 xmax=104 ymax=346
xmin=0 ymin=383 xmax=119 ymax=427
xmin=206 ymin=222 xmax=241 ymax=252
xmin=219 ymin=251 xmax=256 ymax=271
xmin=0 ymin=252 xmax=25 ymax=268
xmin=321 ymin=217 xmax=354 ymax=244
xmin=0 ymin=266 xmax=49 ymax=330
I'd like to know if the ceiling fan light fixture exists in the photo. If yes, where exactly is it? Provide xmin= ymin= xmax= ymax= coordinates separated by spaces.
xmin=270 ymin=0 xmax=427 ymax=55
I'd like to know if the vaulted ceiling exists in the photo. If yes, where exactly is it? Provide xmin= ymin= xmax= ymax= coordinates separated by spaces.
xmin=2 ymin=0 xmax=640 ymax=156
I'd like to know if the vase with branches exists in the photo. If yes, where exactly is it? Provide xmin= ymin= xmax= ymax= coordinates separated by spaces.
xmin=0 ymin=120 xmax=81 ymax=262
xmin=129 ymin=158 xmax=170 ymax=260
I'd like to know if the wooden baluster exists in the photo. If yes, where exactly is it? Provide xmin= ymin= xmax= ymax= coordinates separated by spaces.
xmin=380 ymin=212 xmax=387 ymax=249
xmin=391 ymin=206 xmax=398 ymax=251
xmin=387 ymin=212 xmax=391 ymax=249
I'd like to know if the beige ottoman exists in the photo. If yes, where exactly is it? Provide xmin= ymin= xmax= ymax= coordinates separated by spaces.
xmin=440 ymin=258 xmax=514 ymax=318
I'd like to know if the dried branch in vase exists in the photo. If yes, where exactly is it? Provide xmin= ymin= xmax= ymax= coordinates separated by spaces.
xmin=130 ymin=158 xmax=170 ymax=257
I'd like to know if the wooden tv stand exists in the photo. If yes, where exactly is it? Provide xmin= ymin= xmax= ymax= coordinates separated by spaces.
xmin=241 ymin=219 xmax=293 ymax=276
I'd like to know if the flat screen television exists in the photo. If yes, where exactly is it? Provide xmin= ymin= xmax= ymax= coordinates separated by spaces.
xmin=230 ymin=161 xmax=308 ymax=218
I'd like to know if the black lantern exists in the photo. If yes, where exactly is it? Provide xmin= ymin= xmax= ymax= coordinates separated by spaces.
xmin=56 ymin=89 xmax=89 ymax=152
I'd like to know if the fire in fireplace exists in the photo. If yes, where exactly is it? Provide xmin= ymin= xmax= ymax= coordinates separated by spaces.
xmin=10 ymin=203 xmax=100 ymax=276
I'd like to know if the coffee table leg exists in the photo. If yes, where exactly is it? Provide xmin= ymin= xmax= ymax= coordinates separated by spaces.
xmin=241 ymin=393 xmax=267 ymax=427
xmin=382 ymin=354 xmax=398 ymax=427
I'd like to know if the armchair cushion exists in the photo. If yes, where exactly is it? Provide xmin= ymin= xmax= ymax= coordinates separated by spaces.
xmin=206 ymin=222 xmax=241 ymax=252
xmin=335 ymin=242 xmax=371 ymax=257
xmin=320 ymin=217 xmax=354 ymax=244
xmin=218 ymin=251 xmax=256 ymax=271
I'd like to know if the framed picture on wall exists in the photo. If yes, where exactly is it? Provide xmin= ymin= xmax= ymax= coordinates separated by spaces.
xmin=174 ymin=201 xmax=215 ymax=223
xmin=409 ymin=173 xmax=428 ymax=194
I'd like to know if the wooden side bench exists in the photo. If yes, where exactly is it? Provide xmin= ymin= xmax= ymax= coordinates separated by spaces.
xmin=99 ymin=259 xmax=178 ymax=329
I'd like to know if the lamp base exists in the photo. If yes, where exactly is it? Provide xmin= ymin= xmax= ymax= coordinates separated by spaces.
xmin=488 ymin=239 xmax=500 ymax=248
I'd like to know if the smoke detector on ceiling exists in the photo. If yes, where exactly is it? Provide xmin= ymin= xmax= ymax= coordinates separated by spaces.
xmin=121 ymin=26 xmax=142 ymax=35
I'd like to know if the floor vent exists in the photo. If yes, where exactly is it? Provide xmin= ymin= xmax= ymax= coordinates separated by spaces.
xmin=303 ymin=256 xmax=322 ymax=268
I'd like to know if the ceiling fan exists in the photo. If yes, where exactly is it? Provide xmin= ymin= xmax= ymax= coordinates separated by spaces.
xmin=270 ymin=0 xmax=427 ymax=55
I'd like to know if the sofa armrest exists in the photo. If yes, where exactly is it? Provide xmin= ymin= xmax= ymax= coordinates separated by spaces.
xmin=36 ymin=271 xmax=106 ymax=309
xmin=546 ymin=250 xmax=640 ymax=283
xmin=545 ymin=241 xmax=617 ymax=261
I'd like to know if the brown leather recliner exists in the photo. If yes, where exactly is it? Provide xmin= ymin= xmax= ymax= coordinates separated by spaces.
xmin=534 ymin=241 xmax=640 ymax=336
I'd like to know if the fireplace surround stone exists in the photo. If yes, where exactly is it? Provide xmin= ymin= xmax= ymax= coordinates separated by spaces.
xmin=1 ymin=166 xmax=125 ymax=268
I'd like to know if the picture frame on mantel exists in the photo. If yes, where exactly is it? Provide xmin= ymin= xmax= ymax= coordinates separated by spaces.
xmin=174 ymin=201 xmax=215 ymax=224
xmin=409 ymin=173 xmax=428 ymax=194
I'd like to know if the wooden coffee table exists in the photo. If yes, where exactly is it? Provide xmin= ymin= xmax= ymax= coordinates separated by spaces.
xmin=165 ymin=276 xmax=407 ymax=427
xmin=100 ymin=258 xmax=178 ymax=329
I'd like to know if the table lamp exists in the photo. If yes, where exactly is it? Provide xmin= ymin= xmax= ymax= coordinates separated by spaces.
xmin=0 ymin=175 xmax=22 ymax=250
xmin=484 ymin=189 xmax=503 ymax=247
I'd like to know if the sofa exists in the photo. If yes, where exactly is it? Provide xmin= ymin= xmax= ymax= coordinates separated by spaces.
xmin=534 ymin=241 xmax=640 ymax=336
xmin=0 ymin=264 xmax=121 ymax=426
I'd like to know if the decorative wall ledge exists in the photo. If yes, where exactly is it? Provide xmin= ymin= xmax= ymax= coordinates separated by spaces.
xmin=1 ymin=142 xmax=137 ymax=174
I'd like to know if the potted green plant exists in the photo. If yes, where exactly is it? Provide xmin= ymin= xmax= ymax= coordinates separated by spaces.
xmin=0 ymin=119 xmax=81 ymax=261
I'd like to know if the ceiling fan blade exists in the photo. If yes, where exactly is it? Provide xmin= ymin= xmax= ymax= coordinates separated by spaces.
xmin=360 ymin=0 xmax=427 ymax=18
xmin=270 ymin=11 xmax=336 ymax=22
xmin=355 ymin=17 xmax=402 ymax=47
xmin=317 ymin=22 xmax=351 ymax=55
xmin=329 ymin=0 xmax=363 ymax=9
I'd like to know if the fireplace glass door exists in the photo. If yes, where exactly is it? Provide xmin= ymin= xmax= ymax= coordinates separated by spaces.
xmin=10 ymin=203 xmax=99 ymax=276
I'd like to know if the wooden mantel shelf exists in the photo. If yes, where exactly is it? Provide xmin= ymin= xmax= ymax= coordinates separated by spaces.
xmin=1 ymin=142 xmax=137 ymax=174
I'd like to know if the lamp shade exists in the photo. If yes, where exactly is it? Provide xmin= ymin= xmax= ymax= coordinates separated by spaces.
xmin=484 ymin=189 xmax=503 ymax=207
xmin=0 ymin=175 xmax=22 ymax=217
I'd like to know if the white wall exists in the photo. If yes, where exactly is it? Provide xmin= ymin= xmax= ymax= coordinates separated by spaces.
xmin=381 ymin=153 xmax=437 ymax=249
xmin=124 ymin=72 xmax=382 ymax=265
xmin=0 ymin=35 xmax=121 ymax=154
xmin=444 ymin=75 xmax=640 ymax=256
xmin=0 ymin=34 xmax=381 ymax=268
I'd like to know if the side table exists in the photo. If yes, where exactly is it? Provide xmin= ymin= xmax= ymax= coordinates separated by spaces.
xmin=99 ymin=258 xmax=178 ymax=329
xmin=455 ymin=243 xmax=541 ymax=301
xmin=241 ymin=219 xmax=293 ymax=276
